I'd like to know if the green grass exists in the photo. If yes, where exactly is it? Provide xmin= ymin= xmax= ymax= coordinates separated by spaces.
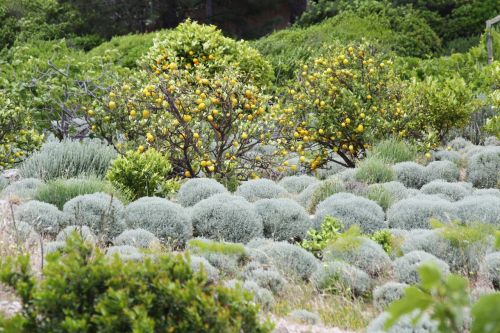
xmin=354 ymin=157 xmax=395 ymax=185
xmin=369 ymin=138 xmax=418 ymax=164
xmin=188 ymin=239 xmax=246 ymax=256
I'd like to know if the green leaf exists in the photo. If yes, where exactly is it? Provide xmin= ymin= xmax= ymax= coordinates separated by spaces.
xmin=385 ymin=287 xmax=433 ymax=329
xmin=471 ymin=293 xmax=500 ymax=333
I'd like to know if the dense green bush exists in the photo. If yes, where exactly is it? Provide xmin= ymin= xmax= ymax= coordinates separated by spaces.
xmin=235 ymin=179 xmax=288 ymax=203
xmin=124 ymin=197 xmax=191 ymax=246
xmin=373 ymin=282 xmax=408 ymax=311
xmin=420 ymin=180 xmax=471 ymax=202
xmin=0 ymin=178 xmax=44 ymax=200
xmin=63 ymin=192 xmax=125 ymax=241
xmin=278 ymin=175 xmax=319 ymax=194
xmin=314 ymin=193 xmax=386 ymax=234
xmin=467 ymin=147 xmax=500 ymax=188
xmin=393 ymin=162 xmax=427 ymax=189
xmin=0 ymin=235 xmax=272 ymax=332
xmin=387 ymin=196 xmax=455 ymax=229
xmin=254 ymin=198 xmax=311 ymax=241
xmin=14 ymin=200 xmax=68 ymax=238
xmin=20 ymin=139 xmax=117 ymax=181
xmin=366 ymin=181 xmax=408 ymax=211
xmin=394 ymin=251 xmax=450 ymax=285
xmin=311 ymin=260 xmax=372 ymax=297
xmin=113 ymin=229 xmax=160 ymax=249
xmin=323 ymin=236 xmax=392 ymax=278
xmin=354 ymin=157 xmax=395 ymax=184
xmin=107 ymin=149 xmax=179 ymax=200
xmin=176 ymin=178 xmax=228 ymax=207
xmin=191 ymin=194 xmax=263 ymax=243
xmin=34 ymin=177 xmax=129 ymax=209
xmin=369 ymin=138 xmax=418 ymax=164
xmin=425 ymin=160 xmax=460 ymax=183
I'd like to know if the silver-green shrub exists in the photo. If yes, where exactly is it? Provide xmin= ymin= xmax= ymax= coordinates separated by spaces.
xmin=56 ymin=225 xmax=97 ymax=244
xmin=242 ymin=264 xmax=287 ymax=294
xmin=467 ymin=147 xmax=500 ymax=188
xmin=336 ymin=168 xmax=356 ymax=182
xmin=0 ymin=176 xmax=8 ymax=191
xmin=424 ymin=160 xmax=460 ymax=183
xmin=278 ymin=175 xmax=319 ymax=194
xmin=393 ymin=162 xmax=427 ymax=189
xmin=313 ymin=160 xmax=347 ymax=179
xmin=296 ymin=182 xmax=321 ymax=209
xmin=455 ymin=195 xmax=500 ymax=227
xmin=189 ymin=255 xmax=220 ymax=282
xmin=473 ymin=188 xmax=500 ymax=198
xmin=323 ymin=236 xmax=392 ymax=277
xmin=106 ymin=245 xmax=142 ymax=261
xmin=354 ymin=156 xmax=395 ymax=184
xmin=1 ymin=178 xmax=44 ymax=200
xmin=314 ymin=193 xmax=386 ymax=234
xmin=484 ymin=136 xmax=500 ymax=146
xmin=387 ymin=195 xmax=456 ymax=229
xmin=113 ymin=228 xmax=160 ymax=248
xmin=176 ymin=178 xmax=228 ymax=207
xmin=479 ymin=252 xmax=500 ymax=289
xmin=63 ymin=193 xmax=125 ymax=241
xmin=124 ymin=197 xmax=191 ymax=246
xmin=190 ymin=193 xmax=263 ymax=243
xmin=367 ymin=311 xmax=438 ymax=333
xmin=420 ymin=180 xmax=471 ymax=201
xmin=394 ymin=250 xmax=450 ymax=285
xmin=254 ymin=198 xmax=311 ymax=241
xmin=373 ymin=282 xmax=408 ymax=311
xmin=305 ymin=177 xmax=345 ymax=213
xmin=449 ymin=137 xmax=472 ymax=151
xmin=240 ymin=280 xmax=275 ymax=310
xmin=235 ymin=179 xmax=289 ymax=202
xmin=44 ymin=241 xmax=66 ymax=255
xmin=15 ymin=200 xmax=68 ymax=238
xmin=20 ymin=139 xmax=116 ymax=181
xmin=311 ymin=261 xmax=371 ymax=297
xmin=433 ymin=150 xmax=462 ymax=164
xmin=288 ymin=310 xmax=321 ymax=325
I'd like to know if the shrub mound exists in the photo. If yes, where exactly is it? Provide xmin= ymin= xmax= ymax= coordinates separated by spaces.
xmin=288 ymin=309 xmax=321 ymax=325
xmin=304 ymin=177 xmax=345 ymax=213
xmin=424 ymin=160 xmax=460 ymax=183
xmin=311 ymin=261 xmax=372 ymax=297
xmin=1 ymin=178 xmax=44 ymax=200
xmin=467 ymin=147 xmax=500 ymax=188
xmin=191 ymin=194 xmax=263 ymax=243
xmin=367 ymin=311 xmax=438 ymax=333
xmin=189 ymin=255 xmax=220 ymax=282
xmin=354 ymin=156 xmax=395 ymax=184
xmin=420 ymin=180 xmax=470 ymax=201
xmin=373 ymin=282 xmax=408 ymax=310
xmin=124 ymin=197 xmax=192 ymax=246
xmin=15 ymin=200 xmax=68 ymax=238
xmin=393 ymin=162 xmax=427 ymax=189
xmin=113 ymin=228 xmax=160 ymax=248
xmin=394 ymin=250 xmax=450 ymax=285
xmin=278 ymin=175 xmax=319 ymax=194
xmin=455 ymin=195 xmax=500 ymax=227
xmin=177 ymin=178 xmax=228 ymax=207
xmin=106 ymin=245 xmax=143 ymax=261
xmin=56 ymin=225 xmax=97 ymax=244
xmin=387 ymin=196 xmax=455 ymax=229
xmin=242 ymin=264 xmax=287 ymax=294
xmin=479 ymin=252 xmax=500 ymax=289
xmin=235 ymin=179 xmax=288 ymax=202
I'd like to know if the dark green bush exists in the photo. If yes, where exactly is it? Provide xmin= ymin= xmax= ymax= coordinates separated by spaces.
xmin=0 ymin=235 xmax=273 ymax=332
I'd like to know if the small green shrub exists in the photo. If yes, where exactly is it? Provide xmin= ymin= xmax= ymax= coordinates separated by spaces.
xmin=15 ymin=201 xmax=68 ymax=238
xmin=0 ymin=235 xmax=272 ymax=332
xmin=354 ymin=157 xmax=395 ymax=185
xmin=176 ymin=178 xmax=228 ymax=207
xmin=366 ymin=185 xmax=395 ymax=211
xmin=34 ymin=177 xmax=130 ymax=209
xmin=107 ymin=149 xmax=179 ymax=200
xmin=113 ymin=229 xmax=160 ymax=249
xmin=467 ymin=147 xmax=500 ymax=188
xmin=235 ymin=179 xmax=288 ymax=203
xmin=1 ymin=178 xmax=44 ymax=200
xmin=369 ymin=139 xmax=418 ymax=164
xmin=225 ymin=280 xmax=275 ymax=311
xmin=188 ymin=238 xmax=246 ymax=257
xmin=311 ymin=261 xmax=372 ymax=297
xmin=20 ymin=139 xmax=116 ymax=181
xmin=373 ymin=282 xmax=408 ymax=311
xmin=371 ymin=230 xmax=399 ymax=256
xmin=424 ymin=160 xmax=460 ymax=183
xmin=254 ymin=198 xmax=311 ymax=241
xmin=394 ymin=251 xmax=450 ymax=285
xmin=63 ymin=193 xmax=125 ymax=241
xmin=393 ymin=162 xmax=427 ymax=189
xmin=278 ymin=175 xmax=319 ymax=194
xmin=124 ymin=197 xmax=192 ymax=246
xmin=191 ymin=194 xmax=263 ymax=243
xmin=300 ymin=216 xmax=343 ymax=259
xmin=421 ymin=180 xmax=471 ymax=202
xmin=305 ymin=177 xmax=345 ymax=213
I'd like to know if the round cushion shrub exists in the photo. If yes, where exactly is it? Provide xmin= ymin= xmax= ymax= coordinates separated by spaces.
xmin=387 ymin=195 xmax=456 ymax=229
xmin=188 ymin=238 xmax=247 ymax=276
xmin=433 ymin=150 xmax=462 ymax=164
xmin=393 ymin=162 xmax=427 ymax=189
xmin=473 ymin=188 xmax=500 ymax=198
xmin=314 ymin=193 xmax=386 ymax=234
xmin=449 ymin=137 xmax=472 ymax=151
xmin=239 ymin=280 xmax=275 ymax=310
xmin=373 ymin=282 xmax=408 ymax=311
xmin=242 ymin=264 xmax=287 ymax=294
xmin=394 ymin=250 xmax=450 ymax=285
xmin=106 ymin=245 xmax=143 ymax=261
xmin=324 ymin=236 xmax=392 ymax=277
xmin=190 ymin=194 xmax=263 ymax=243
xmin=235 ymin=179 xmax=288 ymax=202
xmin=479 ymin=252 xmax=500 ymax=289
xmin=311 ymin=261 xmax=372 ymax=297
xmin=424 ymin=160 xmax=460 ymax=182
xmin=1 ymin=178 xmax=44 ymax=200
xmin=367 ymin=311 xmax=438 ymax=333
xmin=56 ymin=225 xmax=97 ymax=244
xmin=256 ymin=241 xmax=318 ymax=281
xmin=113 ymin=228 xmax=160 ymax=248
xmin=467 ymin=147 xmax=500 ymax=188
xmin=124 ymin=197 xmax=192 ymax=246
xmin=296 ymin=182 xmax=321 ymax=209
xmin=304 ymin=177 xmax=346 ymax=213
xmin=189 ymin=255 xmax=220 ymax=282
xmin=353 ymin=156 xmax=395 ymax=184
xmin=278 ymin=175 xmax=319 ymax=194
xmin=288 ymin=310 xmax=321 ymax=325
xmin=176 ymin=178 xmax=228 ymax=207
xmin=455 ymin=195 xmax=500 ymax=227
xmin=15 ymin=200 xmax=68 ymax=238
xmin=63 ymin=193 xmax=125 ymax=240
xmin=254 ymin=198 xmax=311 ymax=241
xmin=313 ymin=160 xmax=347 ymax=179
xmin=420 ymin=180 xmax=471 ymax=201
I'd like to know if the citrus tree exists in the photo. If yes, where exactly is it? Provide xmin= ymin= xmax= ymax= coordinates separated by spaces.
xmin=279 ymin=43 xmax=403 ymax=169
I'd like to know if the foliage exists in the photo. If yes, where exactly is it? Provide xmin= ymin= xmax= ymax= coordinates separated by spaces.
xmin=480 ymin=252 xmax=500 ymax=289
xmin=0 ymin=235 xmax=272 ymax=332
xmin=124 ymin=197 xmax=191 ymax=246
xmin=300 ymin=215 xmax=343 ymax=259
xmin=393 ymin=161 xmax=427 ymax=189
xmin=311 ymin=260 xmax=372 ymax=297
xmin=0 ymin=178 xmax=44 ymax=200
xmin=425 ymin=160 xmax=460 ymax=183
xmin=314 ymin=193 xmax=386 ymax=234
xmin=394 ymin=251 xmax=450 ymax=285
xmin=279 ymin=42 xmax=404 ymax=168
xmin=421 ymin=180 xmax=470 ymax=202
xmin=371 ymin=229 xmax=398 ymax=255
xmin=471 ymin=293 xmax=500 ymax=333
xmin=190 ymin=194 xmax=263 ymax=243
xmin=188 ymin=238 xmax=246 ymax=257
xmin=354 ymin=156 xmax=395 ymax=184
xmin=373 ymin=282 xmax=408 ymax=311
xmin=278 ymin=175 xmax=319 ymax=194
xmin=176 ymin=178 xmax=228 ymax=207
xmin=107 ymin=148 xmax=179 ymax=200
xmin=188 ymin=255 xmax=219 ymax=282
xmin=20 ymin=139 xmax=117 ymax=181
xmin=235 ymin=179 xmax=288 ymax=203
xmin=369 ymin=138 xmax=418 ymax=164
xmin=105 ymin=245 xmax=143 ymax=261
xmin=56 ymin=225 xmax=96 ymax=244
xmin=288 ymin=309 xmax=321 ymax=325
xmin=455 ymin=196 xmax=500 ymax=228
xmin=387 ymin=196 xmax=456 ymax=229
xmin=34 ymin=177 xmax=129 ymax=210
xmin=242 ymin=265 xmax=286 ymax=295
xmin=14 ymin=200 xmax=68 ymax=238
xmin=254 ymin=198 xmax=311 ymax=241
xmin=63 ymin=192 xmax=125 ymax=241
xmin=305 ymin=177 xmax=345 ymax=213
xmin=467 ymin=147 xmax=500 ymax=188
xmin=113 ymin=229 xmax=160 ymax=249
